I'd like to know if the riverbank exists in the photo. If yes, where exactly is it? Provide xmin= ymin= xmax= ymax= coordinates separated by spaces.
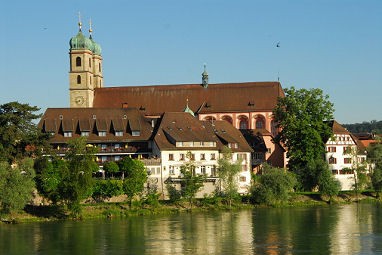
xmin=2 ymin=191 xmax=381 ymax=223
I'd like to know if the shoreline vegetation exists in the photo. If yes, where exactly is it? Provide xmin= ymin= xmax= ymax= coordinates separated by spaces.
xmin=2 ymin=191 xmax=381 ymax=224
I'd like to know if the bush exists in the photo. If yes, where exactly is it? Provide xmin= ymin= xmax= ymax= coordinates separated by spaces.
xmin=251 ymin=166 xmax=297 ymax=206
xmin=92 ymin=180 xmax=124 ymax=202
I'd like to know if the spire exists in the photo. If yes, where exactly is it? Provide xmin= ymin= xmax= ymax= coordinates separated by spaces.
xmin=78 ymin=12 xmax=82 ymax=32
xmin=202 ymin=63 xmax=208 ymax=88
xmin=89 ymin=18 xmax=93 ymax=39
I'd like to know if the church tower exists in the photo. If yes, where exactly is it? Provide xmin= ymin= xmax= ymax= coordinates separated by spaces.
xmin=69 ymin=16 xmax=103 ymax=108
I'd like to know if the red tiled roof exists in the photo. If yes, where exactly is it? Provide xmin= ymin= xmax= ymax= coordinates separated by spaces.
xmin=154 ymin=112 xmax=253 ymax=152
xmin=93 ymin=82 xmax=284 ymax=115
xmin=38 ymin=108 xmax=153 ymax=143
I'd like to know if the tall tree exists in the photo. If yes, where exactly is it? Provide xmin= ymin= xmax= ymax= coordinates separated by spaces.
xmin=59 ymin=137 xmax=98 ymax=216
xmin=0 ymin=158 xmax=36 ymax=216
xmin=217 ymin=147 xmax=242 ymax=207
xmin=118 ymin=157 xmax=147 ymax=207
xmin=273 ymin=87 xmax=334 ymax=191
xmin=0 ymin=102 xmax=48 ymax=163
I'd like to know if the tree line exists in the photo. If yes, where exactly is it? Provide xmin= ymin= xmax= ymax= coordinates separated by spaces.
xmin=343 ymin=120 xmax=382 ymax=134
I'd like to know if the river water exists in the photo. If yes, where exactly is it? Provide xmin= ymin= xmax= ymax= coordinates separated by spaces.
xmin=1 ymin=203 xmax=382 ymax=255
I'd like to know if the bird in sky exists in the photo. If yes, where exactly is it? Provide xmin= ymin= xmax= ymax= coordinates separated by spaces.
xmin=276 ymin=42 xmax=280 ymax=48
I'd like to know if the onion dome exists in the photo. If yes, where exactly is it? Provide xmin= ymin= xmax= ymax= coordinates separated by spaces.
xmin=88 ymin=20 xmax=102 ymax=56
xmin=69 ymin=20 xmax=93 ymax=51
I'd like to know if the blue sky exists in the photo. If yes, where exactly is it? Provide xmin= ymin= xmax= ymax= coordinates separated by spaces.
xmin=0 ymin=1 xmax=381 ymax=124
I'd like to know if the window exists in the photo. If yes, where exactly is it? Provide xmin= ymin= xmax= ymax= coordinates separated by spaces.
xmin=114 ymin=144 xmax=121 ymax=150
xmin=99 ymin=63 xmax=102 ymax=72
xmin=253 ymin=152 xmax=264 ymax=160
xmin=179 ymin=153 xmax=185 ymax=161
xmin=344 ymin=158 xmax=352 ymax=164
xmin=115 ymin=131 xmax=123 ymax=137
xmin=239 ymin=118 xmax=248 ymax=129
xmin=241 ymin=165 xmax=248 ymax=172
xmin=329 ymin=157 xmax=337 ymax=164
xmin=132 ymin=131 xmax=140 ymax=136
xmin=81 ymin=131 xmax=89 ymax=137
xmin=190 ymin=153 xmax=195 ymax=161
xmin=255 ymin=117 xmax=265 ymax=129
xmin=114 ymin=155 xmax=121 ymax=161
xmin=210 ymin=153 xmax=216 ymax=160
xmin=101 ymin=144 xmax=107 ymax=151
xmin=201 ymin=166 xmax=206 ymax=175
xmin=200 ymin=153 xmax=206 ymax=160
xmin=64 ymin=131 xmax=72 ymax=137
xmin=211 ymin=165 xmax=217 ymax=176
xmin=89 ymin=58 xmax=91 ymax=68
xmin=169 ymin=154 xmax=174 ymax=161
xmin=76 ymin=57 xmax=81 ymax=67
xmin=237 ymin=153 xmax=247 ymax=161
xmin=101 ymin=156 xmax=107 ymax=162
xmin=239 ymin=176 xmax=246 ymax=182
xmin=327 ymin=147 xmax=336 ymax=152
xmin=169 ymin=166 xmax=175 ymax=175
xmin=98 ymin=131 xmax=106 ymax=137
xmin=77 ymin=75 xmax=81 ymax=84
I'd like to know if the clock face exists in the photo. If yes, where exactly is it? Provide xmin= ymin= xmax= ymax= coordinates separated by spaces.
xmin=75 ymin=96 xmax=85 ymax=106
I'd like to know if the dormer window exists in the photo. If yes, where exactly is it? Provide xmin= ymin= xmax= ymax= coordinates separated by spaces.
xmin=98 ymin=131 xmax=106 ymax=137
xmin=81 ymin=131 xmax=89 ymax=137
xmin=64 ymin=131 xmax=72 ymax=137
xmin=115 ymin=131 xmax=123 ymax=137
xmin=132 ymin=131 xmax=140 ymax=137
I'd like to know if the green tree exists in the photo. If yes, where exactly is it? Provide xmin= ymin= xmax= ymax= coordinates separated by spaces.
xmin=251 ymin=164 xmax=297 ymax=206
xmin=316 ymin=159 xmax=341 ymax=201
xmin=118 ymin=157 xmax=147 ymax=207
xmin=0 ymin=102 xmax=49 ymax=163
xmin=0 ymin=158 xmax=36 ymax=216
xmin=273 ymin=87 xmax=334 ymax=191
xmin=34 ymin=156 xmax=63 ymax=204
xmin=59 ymin=137 xmax=98 ymax=216
xmin=103 ymin=161 xmax=119 ymax=179
xmin=92 ymin=180 xmax=123 ymax=202
xmin=217 ymin=147 xmax=242 ymax=207
xmin=368 ymin=143 xmax=382 ymax=198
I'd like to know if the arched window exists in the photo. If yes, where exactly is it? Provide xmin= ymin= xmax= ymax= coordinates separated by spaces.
xmin=255 ymin=115 xmax=265 ymax=129
xmin=77 ymin=75 xmax=81 ymax=84
xmin=203 ymin=116 xmax=216 ymax=123
xmin=89 ymin=58 xmax=91 ymax=68
xmin=221 ymin=115 xmax=233 ymax=125
xmin=76 ymin=57 xmax=81 ymax=67
xmin=99 ymin=63 xmax=102 ymax=72
xmin=239 ymin=116 xmax=249 ymax=130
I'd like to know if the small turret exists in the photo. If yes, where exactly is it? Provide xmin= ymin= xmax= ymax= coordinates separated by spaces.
xmin=202 ymin=64 xmax=208 ymax=88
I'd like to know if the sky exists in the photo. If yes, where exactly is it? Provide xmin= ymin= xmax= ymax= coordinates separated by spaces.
xmin=0 ymin=1 xmax=381 ymax=124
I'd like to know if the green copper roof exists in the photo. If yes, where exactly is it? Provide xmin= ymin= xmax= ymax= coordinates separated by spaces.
xmin=69 ymin=31 xmax=93 ymax=51
xmin=89 ymin=36 xmax=102 ymax=55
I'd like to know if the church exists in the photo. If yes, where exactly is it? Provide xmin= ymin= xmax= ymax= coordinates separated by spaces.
xmin=63 ymin=20 xmax=286 ymax=170
xmin=37 ymin=20 xmax=289 ymax=197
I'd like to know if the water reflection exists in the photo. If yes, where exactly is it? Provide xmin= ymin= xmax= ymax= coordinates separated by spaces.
xmin=1 ymin=204 xmax=382 ymax=254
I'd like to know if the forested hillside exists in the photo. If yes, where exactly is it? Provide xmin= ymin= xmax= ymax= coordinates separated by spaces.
xmin=343 ymin=120 xmax=382 ymax=134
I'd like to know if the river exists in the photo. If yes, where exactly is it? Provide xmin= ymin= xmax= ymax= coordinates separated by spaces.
xmin=1 ymin=203 xmax=382 ymax=254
